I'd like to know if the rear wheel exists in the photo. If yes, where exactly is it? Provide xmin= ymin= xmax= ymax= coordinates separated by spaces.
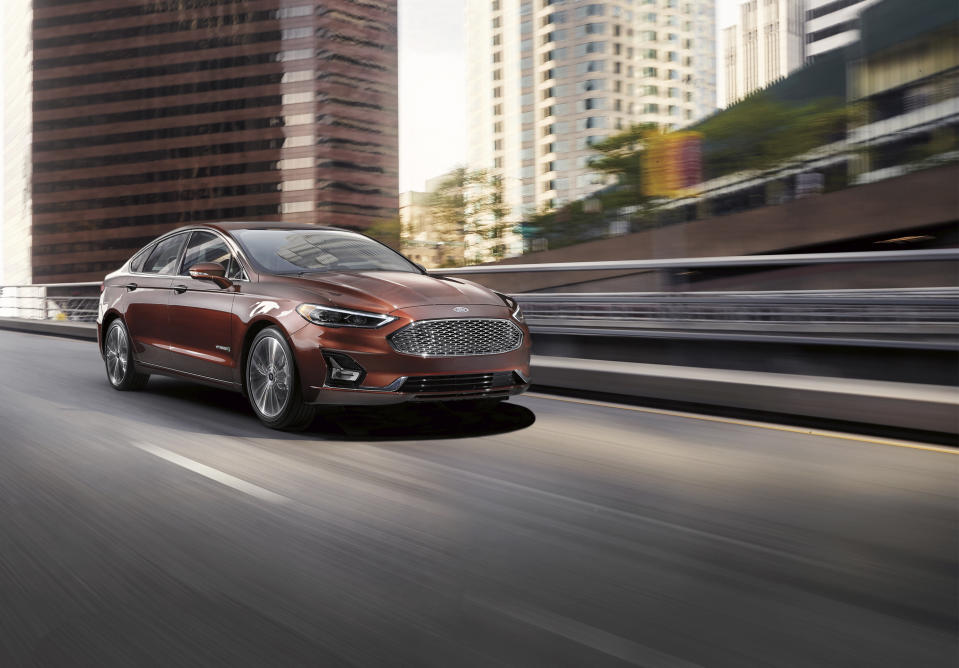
xmin=246 ymin=327 xmax=315 ymax=431
xmin=104 ymin=319 xmax=149 ymax=390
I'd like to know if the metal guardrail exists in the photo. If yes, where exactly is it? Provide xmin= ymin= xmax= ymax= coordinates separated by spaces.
xmin=2 ymin=251 xmax=956 ymax=331
xmin=0 ymin=284 xmax=100 ymax=322
xmin=434 ymin=248 xmax=959 ymax=275
xmin=515 ymin=288 xmax=959 ymax=334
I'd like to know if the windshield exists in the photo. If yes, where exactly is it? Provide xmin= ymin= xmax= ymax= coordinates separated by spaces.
xmin=232 ymin=229 xmax=420 ymax=275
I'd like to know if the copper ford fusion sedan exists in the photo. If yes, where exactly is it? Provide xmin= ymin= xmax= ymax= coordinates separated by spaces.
xmin=97 ymin=222 xmax=531 ymax=430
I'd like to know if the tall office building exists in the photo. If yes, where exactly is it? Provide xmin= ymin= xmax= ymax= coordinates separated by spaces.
xmin=805 ymin=0 xmax=881 ymax=60
xmin=22 ymin=0 xmax=398 ymax=284
xmin=467 ymin=0 xmax=716 ymax=226
xmin=722 ymin=0 xmax=805 ymax=106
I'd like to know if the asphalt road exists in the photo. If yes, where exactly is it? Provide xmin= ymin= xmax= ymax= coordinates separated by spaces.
xmin=0 ymin=329 xmax=955 ymax=667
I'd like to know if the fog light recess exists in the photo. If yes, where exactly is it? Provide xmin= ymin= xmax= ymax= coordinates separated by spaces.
xmin=323 ymin=352 xmax=367 ymax=388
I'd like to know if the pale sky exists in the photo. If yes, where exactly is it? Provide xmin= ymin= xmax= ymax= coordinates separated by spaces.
xmin=398 ymin=0 xmax=742 ymax=193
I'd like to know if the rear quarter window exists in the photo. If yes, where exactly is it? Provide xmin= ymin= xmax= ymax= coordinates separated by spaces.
xmin=129 ymin=245 xmax=153 ymax=273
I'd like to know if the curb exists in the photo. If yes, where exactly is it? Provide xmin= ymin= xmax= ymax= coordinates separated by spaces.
xmin=530 ymin=355 xmax=959 ymax=435
xmin=2 ymin=319 xmax=954 ymax=435
xmin=0 ymin=317 xmax=97 ymax=341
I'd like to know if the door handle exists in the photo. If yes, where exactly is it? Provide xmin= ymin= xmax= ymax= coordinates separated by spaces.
xmin=172 ymin=284 xmax=188 ymax=294
xmin=124 ymin=282 xmax=137 ymax=291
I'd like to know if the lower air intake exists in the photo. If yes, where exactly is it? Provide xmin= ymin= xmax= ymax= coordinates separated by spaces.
xmin=400 ymin=371 xmax=521 ymax=394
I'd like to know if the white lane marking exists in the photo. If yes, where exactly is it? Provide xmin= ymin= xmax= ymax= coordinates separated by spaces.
xmin=135 ymin=443 xmax=289 ymax=504
xmin=467 ymin=595 xmax=703 ymax=668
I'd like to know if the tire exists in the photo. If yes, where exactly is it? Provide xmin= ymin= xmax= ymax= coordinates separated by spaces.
xmin=246 ymin=327 xmax=315 ymax=431
xmin=103 ymin=319 xmax=149 ymax=391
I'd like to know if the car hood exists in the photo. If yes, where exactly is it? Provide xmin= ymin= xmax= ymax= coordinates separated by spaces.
xmin=282 ymin=271 xmax=505 ymax=311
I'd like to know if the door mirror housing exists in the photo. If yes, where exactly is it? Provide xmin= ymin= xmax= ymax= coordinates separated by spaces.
xmin=188 ymin=262 xmax=232 ymax=289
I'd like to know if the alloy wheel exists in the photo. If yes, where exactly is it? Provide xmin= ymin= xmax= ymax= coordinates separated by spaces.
xmin=105 ymin=323 xmax=128 ymax=385
xmin=248 ymin=336 xmax=291 ymax=419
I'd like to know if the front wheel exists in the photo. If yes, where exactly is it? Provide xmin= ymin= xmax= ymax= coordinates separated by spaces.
xmin=103 ymin=319 xmax=149 ymax=390
xmin=246 ymin=327 xmax=315 ymax=431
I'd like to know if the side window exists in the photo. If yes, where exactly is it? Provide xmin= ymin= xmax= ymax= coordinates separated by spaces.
xmin=180 ymin=231 xmax=242 ymax=279
xmin=141 ymin=235 xmax=186 ymax=275
xmin=129 ymin=245 xmax=153 ymax=273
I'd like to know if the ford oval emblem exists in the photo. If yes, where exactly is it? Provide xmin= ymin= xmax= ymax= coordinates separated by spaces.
xmin=452 ymin=306 xmax=470 ymax=313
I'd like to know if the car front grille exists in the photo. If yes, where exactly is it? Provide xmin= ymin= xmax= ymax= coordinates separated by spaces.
xmin=400 ymin=371 xmax=524 ymax=397
xmin=388 ymin=318 xmax=524 ymax=357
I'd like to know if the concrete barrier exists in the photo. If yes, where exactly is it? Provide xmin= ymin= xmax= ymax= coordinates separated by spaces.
xmin=531 ymin=355 xmax=959 ymax=435
xmin=0 ymin=317 xmax=96 ymax=341
xmin=1 ymin=317 xmax=954 ymax=436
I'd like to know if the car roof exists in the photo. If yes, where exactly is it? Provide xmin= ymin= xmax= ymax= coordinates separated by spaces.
xmin=203 ymin=221 xmax=348 ymax=233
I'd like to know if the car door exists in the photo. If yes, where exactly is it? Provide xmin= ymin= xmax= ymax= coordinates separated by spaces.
xmin=166 ymin=230 xmax=239 ymax=383
xmin=123 ymin=233 xmax=187 ymax=369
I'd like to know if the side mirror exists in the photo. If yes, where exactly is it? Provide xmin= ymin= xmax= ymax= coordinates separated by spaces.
xmin=188 ymin=262 xmax=232 ymax=289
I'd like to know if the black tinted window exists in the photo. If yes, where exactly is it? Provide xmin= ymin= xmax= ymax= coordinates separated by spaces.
xmin=180 ymin=231 xmax=242 ymax=279
xmin=129 ymin=245 xmax=153 ymax=272
xmin=141 ymin=234 xmax=186 ymax=274
xmin=233 ymin=230 xmax=418 ymax=275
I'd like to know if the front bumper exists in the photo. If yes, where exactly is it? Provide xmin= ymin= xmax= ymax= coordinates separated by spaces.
xmin=288 ymin=304 xmax=532 ymax=406
xmin=305 ymin=375 xmax=530 ymax=406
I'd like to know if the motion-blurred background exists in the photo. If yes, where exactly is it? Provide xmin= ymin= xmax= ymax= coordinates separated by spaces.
xmin=0 ymin=2 xmax=956 ymax=666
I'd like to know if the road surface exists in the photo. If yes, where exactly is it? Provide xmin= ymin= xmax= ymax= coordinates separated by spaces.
xmin=0 ymin=329 xmax=955 ymax=667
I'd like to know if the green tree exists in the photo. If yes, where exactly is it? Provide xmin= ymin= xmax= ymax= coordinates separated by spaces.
xmin=425 ymin=167 xmax=509 ymax=264
xmin=589 ymin=123 xmax=659 ymax=207
xmin=426 ymin=167 xmax=469 ymax=245
xmin=695 ymin=94 xmax=849 ymax=179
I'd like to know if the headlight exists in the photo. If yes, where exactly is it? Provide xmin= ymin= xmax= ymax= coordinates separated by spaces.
xmin=495 ymin=292 xmax=525 ymax=323
xmin=295 ymin=303 xmax=396 ymax=328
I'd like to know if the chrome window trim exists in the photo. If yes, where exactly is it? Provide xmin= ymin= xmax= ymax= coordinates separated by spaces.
xmin=121 ymin=227 xmax=252 ymax=283
xmin=177 ymin=229 xmax=249 ymax=282
xmin=134 ymin=231 xmax=190 ymax=277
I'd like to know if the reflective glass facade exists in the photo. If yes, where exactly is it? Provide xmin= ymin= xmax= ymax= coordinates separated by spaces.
xmin=30 ymin=0 xmax=399 ymax=282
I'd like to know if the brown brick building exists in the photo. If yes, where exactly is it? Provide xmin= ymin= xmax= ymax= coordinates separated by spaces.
xmin=29 ymin=0 xmax=398 ymax=283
